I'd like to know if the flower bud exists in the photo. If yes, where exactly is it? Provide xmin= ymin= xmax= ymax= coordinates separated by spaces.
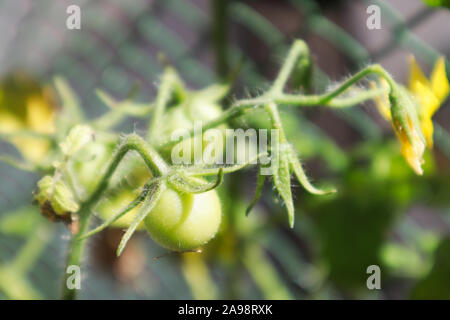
xmin=389 ymin=85 xmax=426 ymax=175
xmin=34 ymin=175 xmax=79 ymax=219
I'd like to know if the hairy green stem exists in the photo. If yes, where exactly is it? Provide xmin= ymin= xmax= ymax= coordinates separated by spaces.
xmin=60 ymin=211 xmax=90 ymax=300
xmin=266 ymin=103 xmax=285 ymax=134
xmin=270 ymin=40 xmax=309 ymax=94
xmin=147 ymin=69 xmax=184 ymax=142
xmin=59 ymin=42 xmax=398 ymax=299
xmin=60 ymin=134 xmax=168 ymax=299
xmin=161 ymin=64 xmax=392 ymax=150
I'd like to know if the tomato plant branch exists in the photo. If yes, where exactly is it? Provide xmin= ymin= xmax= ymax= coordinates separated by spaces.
xmin=160 ymin=66 xmax=391 ymax=151
xmin=270 ymin=40 xmax=309 ymax=95
xmin=147 ymin=68 xmax=185 ymax=142
xmin=10 ymin=223 xmax=52 ymax=275
xmin=61 ymin=134 xmax=169 ymax=299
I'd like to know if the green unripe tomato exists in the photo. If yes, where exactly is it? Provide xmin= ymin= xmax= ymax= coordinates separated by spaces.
xmin=144 ymin=186 xmax=222 ymax=251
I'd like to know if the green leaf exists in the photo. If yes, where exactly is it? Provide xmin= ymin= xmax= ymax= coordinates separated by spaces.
xmin=246 ymin=167 xmax=266 ymax=216
xmin=93 ymin=89 xmax=152 ymax=130
xmin=0 ymin=156 xmax=36 ymax=172
xmin=292 ymin=53 xmax=313 ymax=92
xmin=411 ymin=238 xmax=450 ymax=299
xmin=0 ymin=206 xmax=41 ymax=237
xmin=242 ymin=243 xmax=293 ymax=299
xmin=117 ymin=182 xmax=165 ymax=256
xmin=288 ymin=147 xmax=336 ymax=195
xmin=272 ymin=144 xmax=295 ymax=228
xmin=0 ymin=266 xmax=42 ymax=300
xmin=54 ymin=76 xmax=84 ymax=123
xmin=195 ymin=83 xmax=229 ymax=101
xmin=96 ymin=89 xmax=117 ymax=110
xmin=423 ymin=0 xmax=450 ymax=8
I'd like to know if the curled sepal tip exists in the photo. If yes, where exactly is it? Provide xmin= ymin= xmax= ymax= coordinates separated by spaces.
xmin=77 ymin=180 xmax=156 ymax=241
xmin=245 ymin=167 xmax=266 ymax=216
xmin=168 ymin=168 xmax=224 ymax=194
xmin=271 ymin=144 xmax=336 ymax=228
xmin=272 ymin=144 xmax=295 ymax=228
xmin=288 ymin=147 xmax=337 ymax=195
xmin=117 ymin=182 xmax=165 ymax=257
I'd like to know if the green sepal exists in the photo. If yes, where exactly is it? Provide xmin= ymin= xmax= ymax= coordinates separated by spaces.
xmin=288 ymin=146 xmax=336 ymax=195
xmin=77 ymin=179 xmax=157 ymax=240
xmin=117 ymin=181 xmax=165 ymax=256
xmin=34 ymin=175 xmax=79 ymax=215
xmin=272 ymin=143 xmax=295 ymax=228
xmin=245 ymin=166 xmax=266 ymax=216
xmin=168 ymin=168 xmax=224 ymax=194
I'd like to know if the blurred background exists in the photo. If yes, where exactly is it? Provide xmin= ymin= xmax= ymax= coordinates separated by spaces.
xmin=0 ymin=0 xmax=449 ymax=299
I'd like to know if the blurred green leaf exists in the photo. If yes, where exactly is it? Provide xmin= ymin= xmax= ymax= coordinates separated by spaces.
xmin=423 ymin=0 xmax=450 ymax=8
xmin=0 ymin=206 xmax=41 ymax=237
xmin=411 ymin=238 xmax=450 ymax=299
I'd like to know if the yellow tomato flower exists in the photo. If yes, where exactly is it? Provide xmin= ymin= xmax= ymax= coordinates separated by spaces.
xmin=389 ymin=85 xmax=426 ymax=175
xmin=408 ymin=55 xmax=449 ymax=147
xmin=371 ymin=78 xmax=391 ymax=120
xmin=372 ymin=80 xmax=426 ymax=175
xmin=0 ymin=72 xmax=57 ymax=163
xmin=372 ymin=56 xmax=449 ymax=174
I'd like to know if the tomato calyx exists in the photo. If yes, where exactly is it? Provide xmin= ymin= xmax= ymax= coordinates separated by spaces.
xmin=75 ymin=162 xmax=226 ymax=255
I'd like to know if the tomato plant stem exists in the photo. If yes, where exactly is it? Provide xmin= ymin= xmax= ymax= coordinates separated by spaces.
xmin=60 ymin=209 xmax=90 ymax=300
xmin=60 ymin=134 xmax=169 ymax=299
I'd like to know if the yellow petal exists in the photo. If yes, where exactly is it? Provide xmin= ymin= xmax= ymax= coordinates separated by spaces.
xmin=430 ymin=57 xmax=450 ymax=103
xmin=0 ymin=111 xmax=24 ymax=132
xmin=394 ymin=118 xmax=425 ymax=175
xmin=370 ymin=80 xmax=391 ymax=120
xmin=408 ymin=55 xmax=430 ymax=90
xmin=411 ymin=80 xmax=440 ymax=117
xmin=26 ymin=96 xmax=55 ymax=134
xmin=421 ymin=116 xmax=434 ymax=148
xmin=410 ymin=81 xmax=439 ymax=148
xmin=11 ymin=137 xmax=50 ymax=163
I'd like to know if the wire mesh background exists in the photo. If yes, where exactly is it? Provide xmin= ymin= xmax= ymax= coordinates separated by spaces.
xmin=0 ymin=0 xmax=449 ymax=299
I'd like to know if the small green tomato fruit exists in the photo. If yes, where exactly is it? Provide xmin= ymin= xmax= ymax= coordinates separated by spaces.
xmin=144 ymin=187 xmax=222 ymax=251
